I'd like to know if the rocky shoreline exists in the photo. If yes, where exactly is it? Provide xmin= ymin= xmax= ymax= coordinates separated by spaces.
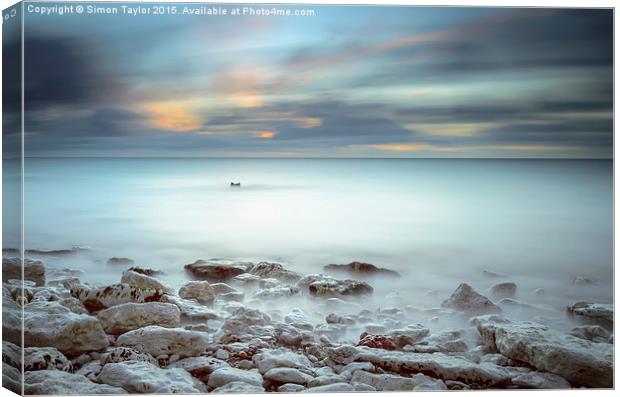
xmin=2 ymin=256 xmax=614 ymax=394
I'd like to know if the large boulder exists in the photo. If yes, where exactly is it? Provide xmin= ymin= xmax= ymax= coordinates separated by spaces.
xmin=441 ymin=283 xmax=501 ymax=314
xmin=23 ymin=301 xmax=109 ymax=355
xmin=24 ymin=370 xmax=126 ymax=394
xmin=97 ymin=302 xmax=180 ymax=334
xmin=178 ymin=281 xmax=216 ymax=305
xmin=116 ymin=326 xmax=210 ymax=357
xmin=323 ymin=262 xmax=400 ymax=278
xmin=3 ymin=257 xmax=46 ymax=286
xmin=98 ymin=360 xmax=207 ymax=393
xmin=2 ymin=286 xmax=23 ymax=346
xmin=472 ymin=315 xmax=612 ymax=388
xmin=327 ymin=345 xmax=512 ymax=388
xmin=120 ymin=270 xmax=172 ymax=293
xmin=185 ymin=259 xmax=250 ymax=281
xmin=567 ymin=302 xmax=613 ymax=325
xmin=216 ymin=306 xmax=272 ymax=343
xmin=249 ymin=262 xmax=302 ymax=283
xmin=207 ymin=367 xmax=263 ymax=389
xmin=351 ymin=370 xmax=446 ymax=391
xmin=70 ymin=283 xmax=163 ymax=313
xmin=298 ymin=274 xmax=373 ymax=298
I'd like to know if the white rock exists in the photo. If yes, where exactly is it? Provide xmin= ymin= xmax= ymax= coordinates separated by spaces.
xmin=98 ymin=360 xmax=207 ymax=393
xmin=264 ymin=367 xmax=314 ymax=385
xmin=249 ymin=262 xmax=302 ymax=283
xmin=167 ymin=356 xmax=230 ymax=382
xmin=179 ymin=281 xmax=216 ymax=305
xmin=207 ymin=367 xmax=263 ymax=388
xmin=278 ymin=383 xmax=306 ymax=392
xmin=567 ymin=301 xmax=613 ymax=324
xmin=473 ymin=315 xmax=612 ymax=387
xmin=511 ymin=371 xmax=571 ymax=389
xmin=307 ymin=375 xmax=348 ymax=387
xmin=285 ymin=308 xmax=310 ymax=324
xmin=3 ymin=257 xmax=45 ymax=286
xmin=304 ymin=382 xmax=354 ymax=392
xmin=568 ymin=325 xmax=611 ymax=343
xmin=71 ymin=283 xmax=163 ymax=312
xmin=97 ymin=302 xmax=180 ymax=334
xmin=100 ymin=347 xmax=158 ymax=365
xmin=351 ymin=370 xmax=447 ymax=391
xmin=121 ymin=270 xmax=172 ymax=293
xmin=24 ymin=347 xmax=72 ymax=371
xmin=160 ymin=294 xmax=219 ymax=322
xmin=75 ymin=361 xmax=103 ymax=382
xmin=253 ymin=348 xmax=314 ymax=374
xmin=2 ymin=364 xmax=21 ymax=394
xmin=24 ymin=370 xmax=126 ymax=394
xmin=116 ymin=326 xmax=210 ymax=357
xmin=24 ymin=301 xmax=109 ymax=355
xmin=212 ymin=381 xmax=265 ymax=393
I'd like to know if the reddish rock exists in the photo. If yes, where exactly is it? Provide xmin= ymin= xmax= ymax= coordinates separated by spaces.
xmin=357 ymin=332 xmax=398 ymax=351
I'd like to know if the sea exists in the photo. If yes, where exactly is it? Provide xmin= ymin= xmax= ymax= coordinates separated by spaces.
xmin=2 ymin=158 xmax=614 ymax=313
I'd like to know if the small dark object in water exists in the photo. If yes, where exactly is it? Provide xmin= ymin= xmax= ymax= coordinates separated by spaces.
xmin=230 ymin=182 xmax=241 ymax=187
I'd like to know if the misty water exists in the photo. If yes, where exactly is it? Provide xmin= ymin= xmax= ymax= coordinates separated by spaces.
xmin=3 ymin=158 xmax=613 ymax=334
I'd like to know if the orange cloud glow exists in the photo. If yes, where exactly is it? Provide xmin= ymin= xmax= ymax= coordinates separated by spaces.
xmin=255 ymin=131 xmax=275 ymax=139
xmin=142 ymin=102 xmax=202 ymax=132
xmin=369 ymin=144 xmax=434 ymax=152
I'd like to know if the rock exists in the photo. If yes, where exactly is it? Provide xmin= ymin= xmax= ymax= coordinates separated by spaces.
xmin=339 ymin=361 xmax=374 ymax=378
xmin=178 ymin=281 xmax=216 ymax=305
xmin=127 ymin=266 xmax=163 ymax=276
xmin=117 ymin=326 xmax=210 ymax=357
xmin=59 ymin=297 xmax=89 ymax=314
xmin=2 ymin=287 xmax=22 ymax=346
xmin=482 ymin=269 xmax=507 ymax=278
xmin=23 ymin=301 xmax=109 ymax=355
xmin=212 ymin=381 xmax=265 ymax=393
xmin=100 ymin=347 xmax=157 ymax=365
xmin=167 ymin=356 xmax=229 ymax=382
xmin=231 ymin=273 xmax=261 ymax=287
xmin=285 ymin=308 xmax=310 ymax=324
xmin=219 ymin=291 xmax=245 ymax=302
xmin=160 ymin=294 xmax=219 ymax=322
xmin=567 ymin=301 xmax=613 ymax=325
xmin=185 ymin=259 xmax=250 ymax=281
xmin=71 ymin=283 xmax=163 ymax=312
xmin=304 ymin=382 xmax=354 ymax=392
xmin=264 ymin=367 xmax=314 ymax=385
xmin=441 ymin=283 xmax=502 ymax=314
xmin=24 ymin=347 xmax=72 ymax=371
xmin=388 ymin=324 xmax=430 ymax=347
xmin=24 ymin=370 xmax=126 ymax=394
xmin=357 ymin=332 xmax=398 ymax=350
xmin=3 ymin=341 xmax=22 ymax=369
xmin=120 ymin=270 xmax=171 ymax=293
xmin=299 ymin=274 xmax=373 ymax=298
xmin=207 ymin=367 xmax=263 ymax=388
xmin=3 ymin=257 xmax=45 ymax=286
xmin=323 ymin=261 xmax=400 ymax=278
xmin=307 ymin=375 xmax=348 ymax=387
xmin=98 ymin=360 xmax=207 ymax=393
xmin=351 ymin=370 xmax=447 ymax=391
xmin=278 ymin=383 xmax=306 ymax=392
xmin=211 ymin=282 xmax=238 ymax=295
xmin=97 ymin=302 xmax=180 ymax=334
xmin=3 ymin=364 xmax=21 ymax=394
xmin=253 ymin=348 xmax=314 ymax=374
xmin=249 ymin=262 xmax=302 ymax=283
xmin=472 ymin=315 xmax=613 ymax=387
xmin=568 ymin=325 xmax=611 ymax=343
xmin=489 ymin=282 xmax=517 ymax=299
xmin=216 ymin=306 xmax=272 ymax=342
xmin=107 ymin=257 xmax=134 ymax=265
xmin=511 ymin=371 xmax=571 ymax=389
xmin=572 ymin=276 xmax=593 ymax=286
xmin=327 ymin=345 xmax=512 ymax=388
xmin=75 ymin=361 xmax=103 ymax=382
xmin=254 ymin=285 xmax=300 ymax=300
xmin=325 ymin=313 xmax=355 ymax=325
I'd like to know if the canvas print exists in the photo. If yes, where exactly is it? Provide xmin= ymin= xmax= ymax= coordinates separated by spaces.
xmin=1 ymin=1 xmax=614 ymax=394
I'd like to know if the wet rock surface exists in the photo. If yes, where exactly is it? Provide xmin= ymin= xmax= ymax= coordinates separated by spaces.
xmin=8 ymin=255 xmax=613 ymax=393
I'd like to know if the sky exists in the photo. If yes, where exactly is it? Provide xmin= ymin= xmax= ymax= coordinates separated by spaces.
xmin=4 ymin=4 xmax=614 ymax=158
